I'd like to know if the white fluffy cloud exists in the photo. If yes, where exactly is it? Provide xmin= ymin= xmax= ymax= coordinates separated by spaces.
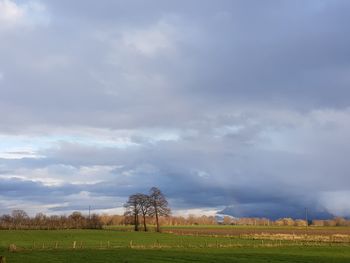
xmin=0 ymin=0 xmax=24 ymax=25
xmin=320 ymin=191 xmax=350 ymax=217
xmin=121 ymin=22 xmax=176 ymax=56
xmin=0 ymin=0 xmax=48 ymax=30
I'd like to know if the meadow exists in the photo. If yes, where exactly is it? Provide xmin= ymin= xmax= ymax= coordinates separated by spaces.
xmin=1 ymin=226 xmax=350 ymax=262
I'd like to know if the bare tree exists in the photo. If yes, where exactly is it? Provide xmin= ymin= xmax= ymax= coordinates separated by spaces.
xmin=149 ymin=187 xmax=171 ymax=232
xmin=137 ymin=194 xmax=151 ymax=231
xmin=69 ymin=211 xmax=86 ymax=228
xmin=124 ymin=194 xmax=141 ymax=231
xmin=11 ymin=210 xmax=29 ymax=229
xmin=89 ymin=214 xmax=103 ymax=229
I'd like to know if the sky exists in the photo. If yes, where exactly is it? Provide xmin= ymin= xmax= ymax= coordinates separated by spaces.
xmin=0 ymin=0 xmax=350 ymax=219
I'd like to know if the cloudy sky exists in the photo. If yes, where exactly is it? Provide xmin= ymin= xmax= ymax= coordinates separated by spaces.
xmin=1 ymin=0 xmax=350 ymax=219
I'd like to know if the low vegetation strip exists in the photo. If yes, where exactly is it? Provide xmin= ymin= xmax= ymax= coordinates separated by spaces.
xmin=162 ymin=226 xmax=350 ymax=236
xmin=241 ymin=233 xmax=350 ymax=243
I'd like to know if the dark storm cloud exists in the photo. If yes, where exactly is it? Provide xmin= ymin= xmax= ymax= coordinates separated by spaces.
xmin=0 ymin=0 xmax=350 ymax=217
xmin=0 ymin=177 xmax=76 ymax=198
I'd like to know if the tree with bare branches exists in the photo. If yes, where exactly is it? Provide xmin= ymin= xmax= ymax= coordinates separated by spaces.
xmin=137 ymin=194 xmax=152 ymax=231
xmin=124 ymin=194 xmax=141 ymax=231
xmin=149 ymin=187 xmax=171 ymax=232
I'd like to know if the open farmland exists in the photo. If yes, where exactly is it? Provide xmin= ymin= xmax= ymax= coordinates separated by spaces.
xmin=1 ymin=227 xmax=350 ymax=262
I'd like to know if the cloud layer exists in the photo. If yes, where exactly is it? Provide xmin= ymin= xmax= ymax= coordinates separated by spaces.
xmin=1 ymin=0 xmax=350 ymax=218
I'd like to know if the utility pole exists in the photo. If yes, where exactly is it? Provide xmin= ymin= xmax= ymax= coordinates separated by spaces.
xmin=88 ymin=205 xmax=91 ymax=228
xmin=89 ymin=205 xmax=91 ymax=220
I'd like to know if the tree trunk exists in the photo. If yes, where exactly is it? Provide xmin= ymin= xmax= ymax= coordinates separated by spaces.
xmin=134 ymin=214 xmax=139 ymax=231
xmin=136 ymin=214 xmax=140 ymax=231
xmin=143 ymin=214 xmax=147 ymax=232
xmin=155 ymin=206 xmax=160 ymax=232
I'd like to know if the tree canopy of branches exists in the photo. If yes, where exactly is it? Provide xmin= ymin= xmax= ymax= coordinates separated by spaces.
xmin=149 ymin=187 xmax=171 ymax=232
xmin=137 ymin=193 xmax=152 ymax=232
xmin=123 ymin=187 xmax=171 ymax=232
xmin=124 ymin=194 xmax=141 ymax=231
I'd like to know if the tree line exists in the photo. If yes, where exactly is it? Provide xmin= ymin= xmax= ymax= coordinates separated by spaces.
xmin=3 ymin=210 xmax=350 ymax=230
xmin=0 ymin=211 xmax=216 ymax=230
xmin=0 ymin=210 xmax=102 ymax=230
xmin=124 ymin=187 xmax=170 ymax=232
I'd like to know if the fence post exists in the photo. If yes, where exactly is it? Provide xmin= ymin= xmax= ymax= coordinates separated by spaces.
xmin=73 ymin=241 xmax=76 ymax=249
xmin=8 ymin=244 xmax=17 ymax=252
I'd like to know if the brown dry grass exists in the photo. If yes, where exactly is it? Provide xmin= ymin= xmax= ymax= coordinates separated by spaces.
xmin=163 ymin=226 xmax=350 ymax=243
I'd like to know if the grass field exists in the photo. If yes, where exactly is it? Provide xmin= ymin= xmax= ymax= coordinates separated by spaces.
xmin=1 ymin=227 xmax=350 ymax=262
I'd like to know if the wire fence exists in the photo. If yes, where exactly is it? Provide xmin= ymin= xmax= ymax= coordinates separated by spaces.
xmin=4 ymin=238 xmax=350 ymax=252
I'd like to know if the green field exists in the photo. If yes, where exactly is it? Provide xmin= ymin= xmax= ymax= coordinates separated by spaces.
xmin=1 ymin=228 xmax=350 ymax=262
